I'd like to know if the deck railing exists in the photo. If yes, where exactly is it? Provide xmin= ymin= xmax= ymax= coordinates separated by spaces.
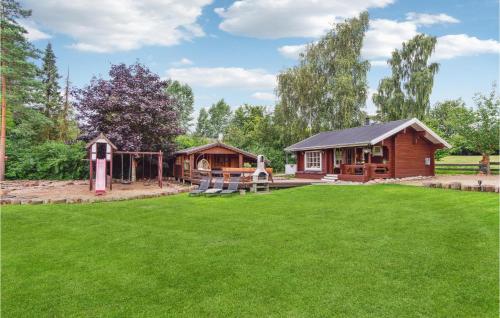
xmin=341 ymin=163 xmax=391 ymax=180
xmin=191 ymin=168 xmax=274 ymax=183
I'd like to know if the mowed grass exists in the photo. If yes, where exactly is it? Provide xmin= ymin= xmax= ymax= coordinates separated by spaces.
xmin=437 ymin=155 xmax=500 ymax=164
xmin=2 ymin=185 xmax=498 ymax=317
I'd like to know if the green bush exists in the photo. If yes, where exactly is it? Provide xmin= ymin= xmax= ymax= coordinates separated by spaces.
xmin=6 ymin=141 xmax=88 ymax=180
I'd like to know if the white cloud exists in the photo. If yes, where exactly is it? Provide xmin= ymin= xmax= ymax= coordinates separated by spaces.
xmin=278 ymin=18 xmax=418 ymax=60
xmin=366 ymin=88 xmax=378 ymax=115
xmin=370 ymin=60 xmax=388 ymax=67
xmin=406 ymin=12 xmax=460 ymax=26
xmin=23 ymin=0 xmax=212 ymax=53
xmin=434 ymin=34 xmax=500 ymax=60
xmin=278 ymin=44 xmax=307 ymax=59
xmin=166 ymin=67 xmax=276 ymax=90
xmin=18 ymin=20 xmax=51 ymax=41
xmin=252 ymin=92 xmax=276 ymax=101
xmin=362 ymin=19 xmax=419 ymax=59
xmin=279 ymin=13 xmax=482 ymax=62
xmin=172 ymin=58 xmax=194 ymax=66
xmin=215 ymin=0 xmax=394 ymax=39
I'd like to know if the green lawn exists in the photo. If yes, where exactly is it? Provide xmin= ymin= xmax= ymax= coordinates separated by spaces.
xmin=2 ymin=185 xmax=498 ymax=317
xmin=437 ymin=155 xmax=500 ymax=164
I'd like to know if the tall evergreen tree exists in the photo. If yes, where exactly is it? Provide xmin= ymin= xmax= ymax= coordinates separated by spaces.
xmin=58 ymin=68 xmax=77 ymax=142
xmin=1 ymin=0 xmax=41 ymax=107
xmin=373 ymin=34 xmax=439 ymax=121
xmin=40 ymin=42 xmax=62 ymax=131
xmin=1 ymin=0 xmax=42 ymax=180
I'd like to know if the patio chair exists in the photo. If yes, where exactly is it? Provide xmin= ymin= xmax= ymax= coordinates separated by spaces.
xmin=220 ymin=176 xmax=241 ymax=195
xmin=204 ymin=177 xmax=224 ymax=196
xmin=189 ymin=177 xmax=210 ymax=196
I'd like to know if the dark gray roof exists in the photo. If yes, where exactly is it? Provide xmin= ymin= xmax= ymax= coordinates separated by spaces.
xmin=285 ymin=119 xmax=412 ymax=151
xmin=175 ymin=142 xmax=258 ymax=159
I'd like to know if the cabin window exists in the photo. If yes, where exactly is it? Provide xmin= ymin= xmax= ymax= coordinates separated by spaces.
xmin=305 ymin=151 xmax=322 ymax=171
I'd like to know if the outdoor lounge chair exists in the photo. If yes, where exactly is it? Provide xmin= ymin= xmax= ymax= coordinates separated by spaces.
xmin=220 ymin=176 xmax=240 ymax=195
xmin=189 ymin=177 xmax=210 ymax=196
xmin=204 ymin=177 xmax=224 ymax=196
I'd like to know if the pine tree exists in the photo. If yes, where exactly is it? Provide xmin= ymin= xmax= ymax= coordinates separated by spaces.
xmin=1 ymin=0 xmax=41 ymax=107
xmin=40 ymin=42 xmax=62 ymax=136
xmin=58 ymin=67 xmax=75 ymax=142
xmin=0 ymin=0 xmax=42 ymax=180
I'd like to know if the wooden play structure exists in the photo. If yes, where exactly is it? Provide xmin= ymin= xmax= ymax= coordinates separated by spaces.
xmin=86 ymin=133 xmax=163 ymax=195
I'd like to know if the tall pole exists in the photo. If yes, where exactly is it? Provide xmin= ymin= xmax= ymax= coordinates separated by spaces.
xmin=0 ymin=72 xmax=6 ymax=181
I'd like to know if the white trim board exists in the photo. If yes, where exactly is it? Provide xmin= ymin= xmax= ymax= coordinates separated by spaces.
xmin=304 ymin=150 xmax=322 ymax=171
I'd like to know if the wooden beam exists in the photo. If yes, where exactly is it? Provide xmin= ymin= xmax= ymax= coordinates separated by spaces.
xmin=189 ymin=154 xmax=194 ymax=178
xmin=158 ymin=151 xmax=163 ymax=188
xmin=238 ymin=153 xmax=243 ymax=168
xmin=89 ymin=149 xmax=93 ymax=191
xmin=115 ymin=151 xmax=162 ymax=155
xmin=109 ymin=148 xmax=113 ymax=190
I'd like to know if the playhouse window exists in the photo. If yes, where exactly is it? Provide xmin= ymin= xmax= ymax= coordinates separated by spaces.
xmin=305 ymin=151 xmax=321 ymax=171
xmin=96 ymin=143 xmax=107 ymax=159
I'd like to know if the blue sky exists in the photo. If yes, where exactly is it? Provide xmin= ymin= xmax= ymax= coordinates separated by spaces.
xmin=20 ymin=0 xmax=499 ymax=119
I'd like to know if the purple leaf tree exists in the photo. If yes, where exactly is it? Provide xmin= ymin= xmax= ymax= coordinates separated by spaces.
xmin=74 ymin=62 xmax=182 ymax=152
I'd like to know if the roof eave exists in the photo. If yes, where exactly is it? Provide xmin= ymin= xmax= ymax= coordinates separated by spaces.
xmin=285 ymin=142 xmax=370 ymax=152
xmin=285 ymin=118 xmax=451 ymax=151
xmin=174 ymin=142 xmax=258 ymax=159
xmin=369 ymin=118 xmax=452 ymax=148
xmin=85 ymin=133 xmax=118 ymax=150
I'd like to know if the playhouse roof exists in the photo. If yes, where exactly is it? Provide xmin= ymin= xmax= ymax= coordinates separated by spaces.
xmin=174 ymin=142 xmax=258 ymax=159
xmin=85 ymin=133 xmax=118 ymax=150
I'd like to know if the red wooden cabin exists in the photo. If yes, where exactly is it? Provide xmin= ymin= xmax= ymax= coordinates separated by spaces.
xmin=285 ymin=118 xmax=451 ymax=182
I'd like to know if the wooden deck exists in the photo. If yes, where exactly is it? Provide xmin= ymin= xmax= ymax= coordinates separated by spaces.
xmin=184 ymin=176 xmax=321 ymax=189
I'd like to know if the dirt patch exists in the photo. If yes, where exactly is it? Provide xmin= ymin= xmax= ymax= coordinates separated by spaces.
xmin=1 ymin=180 xmax=192 ymax=204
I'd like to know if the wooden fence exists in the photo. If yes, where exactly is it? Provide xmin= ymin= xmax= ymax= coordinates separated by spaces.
xmin=435 ymin=162 xmax=500 ymax=174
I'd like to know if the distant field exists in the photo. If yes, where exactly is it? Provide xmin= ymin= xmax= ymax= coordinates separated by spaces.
xmin=436 ymin=155 xmax=499 ymax=175
xmin=437 ymin=155 xmax=500 ymax=164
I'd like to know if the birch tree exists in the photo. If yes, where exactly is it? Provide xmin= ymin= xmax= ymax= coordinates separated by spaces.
xmin=373 ymin=34 xmax=439 ymax=121
xmin=275 ymin=12 xmax=370 ymax=145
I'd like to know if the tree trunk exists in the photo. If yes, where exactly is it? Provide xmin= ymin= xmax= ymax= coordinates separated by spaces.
xmin=481 ymin=154 xmax=491 ymax=175
xmin=0 ymin=73 xmax=6 ymax=181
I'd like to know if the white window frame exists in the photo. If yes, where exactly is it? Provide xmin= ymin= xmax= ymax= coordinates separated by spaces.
xmin=372 ymin=146 xmax=383 ymax=156
xmin=305 ymin=151 xmax=322 ymax=171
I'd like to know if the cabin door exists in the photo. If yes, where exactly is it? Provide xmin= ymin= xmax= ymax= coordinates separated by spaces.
xmin=333 ymin=148 xmax=342 ymax=174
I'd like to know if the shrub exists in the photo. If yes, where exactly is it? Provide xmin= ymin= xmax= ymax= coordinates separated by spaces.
xmin=6 ymin=141 xmax=88 ymax=180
